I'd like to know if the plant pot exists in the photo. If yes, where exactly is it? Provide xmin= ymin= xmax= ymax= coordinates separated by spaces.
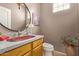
xmin=64 ymin=39 xmax=76 ymax=56
xmin=65 ymin=44 xmax=76 ymax=56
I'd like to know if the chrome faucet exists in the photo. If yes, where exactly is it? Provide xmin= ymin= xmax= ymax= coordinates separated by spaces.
xmin=17 ymin=30 xmax=21 ymax=36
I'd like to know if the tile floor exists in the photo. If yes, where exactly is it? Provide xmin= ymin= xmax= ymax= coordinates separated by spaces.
xmin=53 ymin=50 xmax=66 ymax=56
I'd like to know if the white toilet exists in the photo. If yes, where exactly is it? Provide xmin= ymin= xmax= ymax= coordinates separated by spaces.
xmin=43 ymin=43 xmax=54 ymax=56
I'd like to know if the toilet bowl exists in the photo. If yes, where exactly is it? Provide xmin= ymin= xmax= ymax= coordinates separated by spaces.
xmin=43 ymin=43 xmax=54 ymax=56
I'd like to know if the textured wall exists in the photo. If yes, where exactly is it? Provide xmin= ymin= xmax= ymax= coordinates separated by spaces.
xmin=40 ymin=3 xmax=79 ymax=52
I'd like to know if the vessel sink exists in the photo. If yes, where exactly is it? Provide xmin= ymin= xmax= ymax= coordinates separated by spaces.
xmin=7 ymin=35 xmax=35 ymax=42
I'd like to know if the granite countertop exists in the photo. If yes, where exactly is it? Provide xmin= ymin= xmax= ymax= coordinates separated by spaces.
xmin=0 ymin=35 xmax=44 ymax=54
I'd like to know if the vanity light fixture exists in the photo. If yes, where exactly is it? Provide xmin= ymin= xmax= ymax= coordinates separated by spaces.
xmin=17 ymin=3 xmax=21 ymax=9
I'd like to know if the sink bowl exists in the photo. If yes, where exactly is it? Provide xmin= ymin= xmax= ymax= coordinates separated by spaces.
xmin=7 ymin=35 xmax=35 ymax=42
xmin=0 ymin=36 xmax=9 ymax=41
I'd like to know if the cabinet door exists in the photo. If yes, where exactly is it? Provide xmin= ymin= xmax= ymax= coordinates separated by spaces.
xmin=0 ymin=43 xmax=31 ymax=56
xmin=33 ymin=39 xmax=43 ymax=48
xmin=24 ymin=51 xmax=32 ymax=56
xmin=32 ymin=45 xmax=43 ymax=56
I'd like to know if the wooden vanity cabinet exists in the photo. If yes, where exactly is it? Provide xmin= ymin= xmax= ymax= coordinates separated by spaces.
xmin=0 ymin=43 xmax=31 ymax=56
xmin=0 ymin=38 xmax=43 ymax=56
xmin=32 ymin=45 xmax=43 ymax=56
xmin=33 ymin=39 xmax=43 ymax=48
xmin=24 ymin=51 xmax=32 ymax=56
xmin=32 ymin=38 xmax=43 ymax=56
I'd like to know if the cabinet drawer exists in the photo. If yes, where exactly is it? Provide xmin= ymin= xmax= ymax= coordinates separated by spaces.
xmin=32 ymin=44 xmax=43 ymax=56
xmin=33 ymin=38 xmax=43 ymax=48
xmin=0 ymin=43 xmax=31 ymax=56
xmin=24 ymin=51 xmax=32 ymax=56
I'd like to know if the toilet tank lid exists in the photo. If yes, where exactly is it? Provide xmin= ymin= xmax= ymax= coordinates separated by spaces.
xmin=43 ymin=43 xmax=54 ymax=49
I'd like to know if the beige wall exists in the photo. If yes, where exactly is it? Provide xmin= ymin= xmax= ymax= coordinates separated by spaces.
xmin=40 ymin=3 xmax=79 ymax=52
xmin=26 ymin=3 xmax=41 ymax=34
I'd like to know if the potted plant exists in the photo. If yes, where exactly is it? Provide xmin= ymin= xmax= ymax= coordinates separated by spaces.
xmin=64 ymin=35 xmax=78 ymax=56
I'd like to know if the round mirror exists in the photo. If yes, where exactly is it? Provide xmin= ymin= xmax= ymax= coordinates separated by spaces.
xmin=0 ymin=3 xmax=31 ymax=32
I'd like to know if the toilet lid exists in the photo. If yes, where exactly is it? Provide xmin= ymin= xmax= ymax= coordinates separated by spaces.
xmin=43 ymin=43 xmax=54 ymax=49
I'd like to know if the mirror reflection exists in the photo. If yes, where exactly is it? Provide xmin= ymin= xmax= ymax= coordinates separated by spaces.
xmin=0 ymin=3 xmax=31 ymax=31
